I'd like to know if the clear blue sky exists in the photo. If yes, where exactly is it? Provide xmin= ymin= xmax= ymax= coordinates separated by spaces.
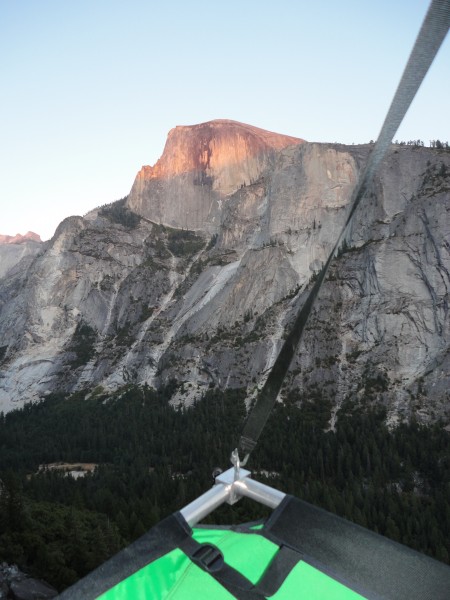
xmin=1 ymin=0 xmax=449 ymax=240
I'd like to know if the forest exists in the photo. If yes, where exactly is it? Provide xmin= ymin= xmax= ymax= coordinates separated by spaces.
xmin=0 ymin=384 xmax=449 ymax=591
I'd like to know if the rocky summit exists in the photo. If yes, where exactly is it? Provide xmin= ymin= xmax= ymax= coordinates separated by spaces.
xmin=0 ymin=120 xmax=449 ymax=426
xmin=0 ymin=231 xmax=42 ymax=245
xmin=127 ymin=119 xmax=305 ymax=232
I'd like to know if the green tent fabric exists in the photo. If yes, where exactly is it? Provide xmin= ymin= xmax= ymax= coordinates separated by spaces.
xmin=97 ymin=548 xmax=233 ymax=600
xmin=59 ymin=495 xmax=450 ymax=599
xmin=97 ymin=526 xmax=365 ymax=600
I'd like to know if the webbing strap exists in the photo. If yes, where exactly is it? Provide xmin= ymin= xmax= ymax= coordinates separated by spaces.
xmin=253 ymin=545 xmax=301 ymax=597
xmin=180 ymin=537 xmax=258 ymax=598
xmin=180 ymin=535 xmax=304 ymax=599
xmin=238 ymin=0 xmax=450 ymax=459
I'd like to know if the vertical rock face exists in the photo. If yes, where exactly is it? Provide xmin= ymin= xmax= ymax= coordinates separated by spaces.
xmin=126 ymin=119 xmax=305 ymax=232
xmin=0 ymin=121 xmax=449 ymax=427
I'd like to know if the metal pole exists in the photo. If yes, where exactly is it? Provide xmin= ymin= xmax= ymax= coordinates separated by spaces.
xmin=235 ymin=477 xmax=285 ymax=509
xmin=179 ymin=467 xmax=286 ymax=526
xmin=180 ymin=483 xmax=231 ymax=527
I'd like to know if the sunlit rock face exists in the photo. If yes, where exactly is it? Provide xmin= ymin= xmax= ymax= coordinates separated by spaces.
xmin=126 ymin=119 xmax=305 ymax=232
xmin=0 ymin=122 xmax=449 ymax=427
xmin=0 ymin=231 xmax=42 ymax=245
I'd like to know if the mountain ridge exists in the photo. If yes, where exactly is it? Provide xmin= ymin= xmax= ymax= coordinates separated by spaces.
xmin=0 ymin=122 xmax=449 ymax=427
xmin=133 ymin=119 xmax=304 ymax=181
xmin=0 ymin=231 xmax=42 ymax=245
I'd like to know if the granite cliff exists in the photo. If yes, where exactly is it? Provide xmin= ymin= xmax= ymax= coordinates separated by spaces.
xmin=0 ymin=121 xmax=449 ymax=426
xmin=127 ymin=119 xmax=305 ymax=232
xmin=0 ymin=232 xmax=43 ymax=280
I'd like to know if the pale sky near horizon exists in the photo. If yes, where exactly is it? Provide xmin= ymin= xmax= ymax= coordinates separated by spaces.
xmin=1 ymin=0 xmax=449 ymax=241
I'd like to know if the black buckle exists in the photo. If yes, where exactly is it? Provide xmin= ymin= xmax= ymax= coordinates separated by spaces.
xmin=191 ymin=543 xmax=224 ymax=573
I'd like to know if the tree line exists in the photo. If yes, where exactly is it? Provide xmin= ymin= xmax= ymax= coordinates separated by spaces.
xmin=0 ymin=384 xmax=448 ymax=591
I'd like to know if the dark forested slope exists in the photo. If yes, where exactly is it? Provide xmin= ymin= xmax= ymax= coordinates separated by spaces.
xmin=0 ymin=385 xmax=449 ymax=591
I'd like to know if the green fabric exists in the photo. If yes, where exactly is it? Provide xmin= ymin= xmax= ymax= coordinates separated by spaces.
xmin=97 ymin=547 xmax=234 ymax=600
xmin=192 ymin=527 xmax=279 ymax=584
xmin=268 ymin=561 xmax=367 ymax=599
xmin=97 ymin=526 xmax=366 ymax=599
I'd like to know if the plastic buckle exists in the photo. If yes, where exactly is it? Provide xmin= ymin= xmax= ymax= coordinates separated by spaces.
xmin=191 ymin=543 xmax=224 ymax=573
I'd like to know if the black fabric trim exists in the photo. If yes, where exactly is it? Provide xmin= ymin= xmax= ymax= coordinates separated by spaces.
xmin=261 ymin=502 xmax=374 ymax=599
xmin=231 ymin=520 xmax=265 ymax=533
xmin=255 ymin=545 xmax=301 ymax=597
xmin=262 ymin=494 xmax=291 ymax=534
xmin=263 ymin=495 xmax=450 ymax=600
xmin=58 ymin=512 xmax=191 ymax=599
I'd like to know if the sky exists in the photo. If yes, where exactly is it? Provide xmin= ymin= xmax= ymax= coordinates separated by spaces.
xmin=1 ymin=1 xmax=449 ymax=241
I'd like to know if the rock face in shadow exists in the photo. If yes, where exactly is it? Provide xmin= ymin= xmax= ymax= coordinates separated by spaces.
xmin=0 ymin=120 xmax=449 ymax=427
xmin=10 ymin=579 xmax=58 ymax=600
xmin=0 ymin=563 xmax=57 ymax=600
xmin=126 ymin=119 xmax=305 ymax=232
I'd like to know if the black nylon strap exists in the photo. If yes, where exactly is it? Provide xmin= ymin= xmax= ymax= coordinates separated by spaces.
xmin=180 ymin=533 xmax=305 ymax=599
xmin=238 ymin=0 xmax=450 ymax=458
xmin=254 ymin=545 xmax=301 ymax=597
xmin=180 ymin=537 xmax=258 ymax=597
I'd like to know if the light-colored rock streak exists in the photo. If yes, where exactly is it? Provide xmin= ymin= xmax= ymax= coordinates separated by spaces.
xmin=263 ymin=307 xmax=287 ymax=375
xmin=134 ymin=253 xmax=179 ymax=346
xmin=101 ymin=280 xmax=121 ymax=336
xmin=102 ymin=264 xmax=180 ymax=388
xmin=144 ymin=260 xmax=241 ymax=387
xmin=103 ymin=244 xmax=212 ymax=389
